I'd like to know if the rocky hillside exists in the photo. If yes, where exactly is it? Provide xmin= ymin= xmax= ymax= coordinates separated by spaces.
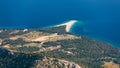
xmin=0 ymin=26 xmax=120 ymax=68
xmin=33 ymin=56 xmax=81 ymax=68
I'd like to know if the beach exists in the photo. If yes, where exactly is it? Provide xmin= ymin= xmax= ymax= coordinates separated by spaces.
xmin=56 ymin=20 xmax=78 ymax=32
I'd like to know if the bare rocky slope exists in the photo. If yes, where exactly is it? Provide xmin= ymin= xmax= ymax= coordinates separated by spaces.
xmin=33 ymin=56 xmax=81 ymax=68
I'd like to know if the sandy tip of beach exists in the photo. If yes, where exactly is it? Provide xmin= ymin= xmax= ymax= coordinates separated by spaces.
xmin=56 ymin=20 xmax=78 ymax=32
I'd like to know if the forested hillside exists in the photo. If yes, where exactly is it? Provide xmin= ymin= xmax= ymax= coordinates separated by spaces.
xmin=0 ymin=26 xmax=120 ymax=68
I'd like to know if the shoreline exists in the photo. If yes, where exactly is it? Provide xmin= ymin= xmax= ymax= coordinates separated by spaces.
xmin=74 ymin=33 xmax=120 ymax=48
xmin=0 ymin=20 xmax=119 ymax=48
xmin=56 ymin=20 xmax=78 ymax=32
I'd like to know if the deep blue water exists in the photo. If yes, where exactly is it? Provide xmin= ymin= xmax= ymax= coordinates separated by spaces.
xmin=0 ymin=0 xmax=120 ymax=47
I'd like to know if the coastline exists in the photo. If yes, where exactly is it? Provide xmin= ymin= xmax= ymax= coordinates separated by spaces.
xmin=55 ymin=20 xmax=78 ymax=32
xmin=0 ymin=20 xmax=119 ymax=48
xmin=75 ymin=33 xmax=120 ymax=48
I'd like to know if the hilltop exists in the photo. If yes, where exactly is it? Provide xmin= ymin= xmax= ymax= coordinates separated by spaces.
xmin=0 ymin=25 xmax=120 ymax=68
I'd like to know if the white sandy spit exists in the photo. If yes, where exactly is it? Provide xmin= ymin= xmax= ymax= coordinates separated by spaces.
xmin=56 ymin=20 xmax=78 ymax=32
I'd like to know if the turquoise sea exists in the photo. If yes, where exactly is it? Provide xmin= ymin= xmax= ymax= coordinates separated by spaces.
xmin=0 ymin=0 xmax=120 ymax=47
